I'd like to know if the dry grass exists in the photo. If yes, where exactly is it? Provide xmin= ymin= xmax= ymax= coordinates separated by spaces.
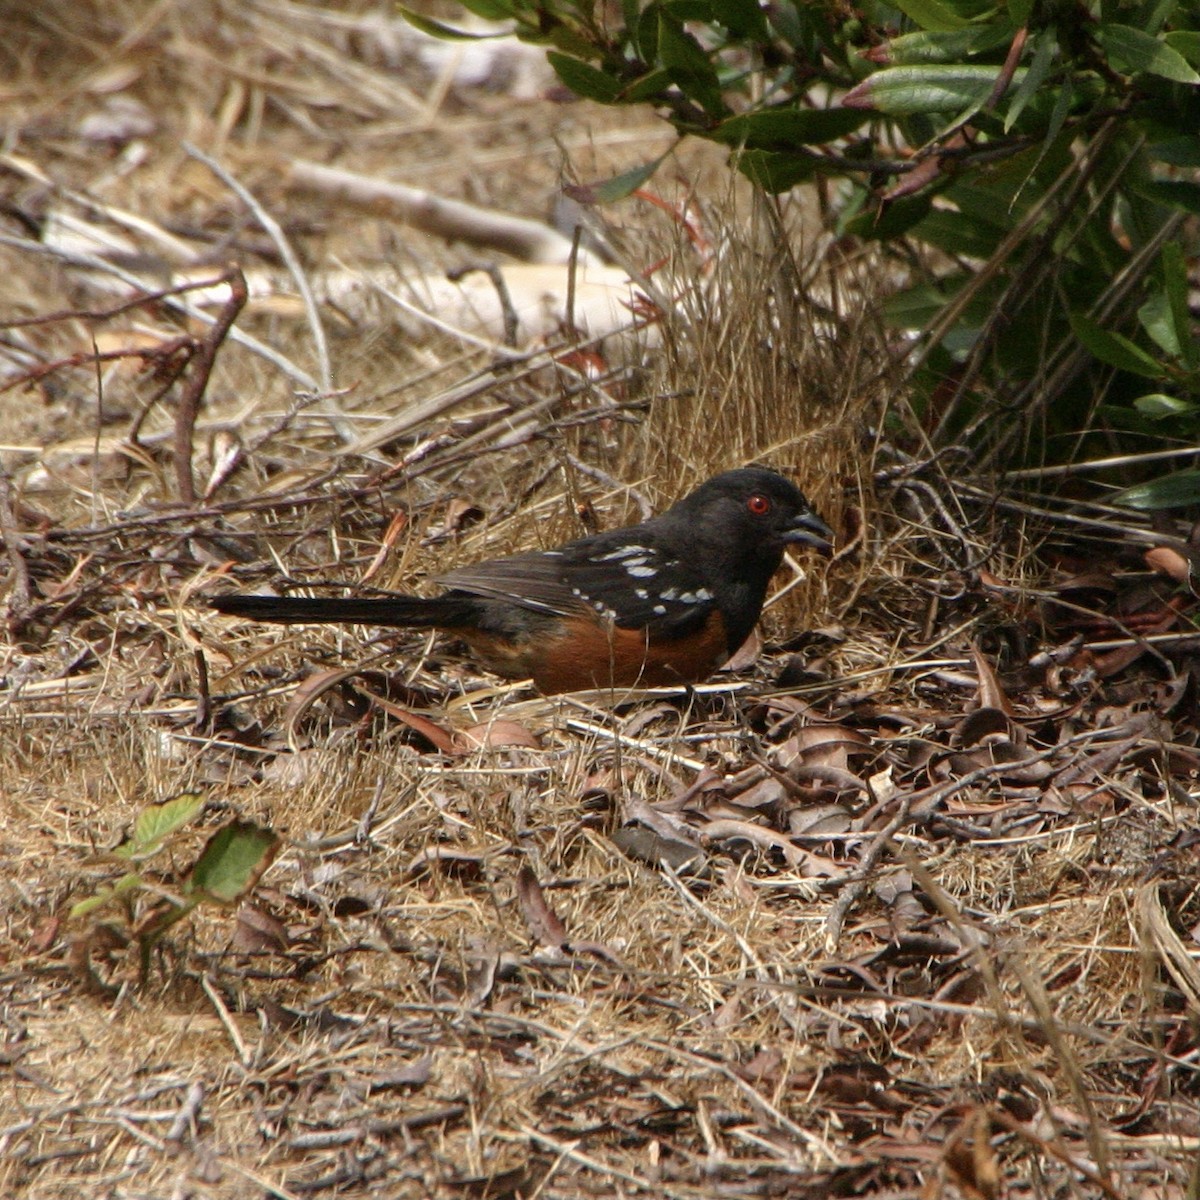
xmin=2 ymin=4 xmax=1199 ymax=1199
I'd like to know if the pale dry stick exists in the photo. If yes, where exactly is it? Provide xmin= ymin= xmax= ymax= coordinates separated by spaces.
xmin=1003 ymin=445 xmax=1200 ymax=482
xmin=954 ymin=481 xmax=1157 ymax=544
xmin=0 ymin=232 xmax=318 ymax=392
xmin=642 ymin=1038 xmax=840 ymax=1164
xmin=512 ymin=1126 xmax=679 ymax=1198
xmin=222 ymin=1160 xmax=305 ymax=1200
xmin=1009 ymin=956 xmax=1116 ymax=1181
xmin=562 ymin=715 xmax=708 ymax=774
xmin=762 ymin=550 xmax=811 ymax=610
xmin=163 ymin=1081 xmax=205 ymax=1146
xmin=183 ymin=143 xmax=334 ymax=400
xmin=317 ymin=355 xmax=538 ymax=461
xmin=327 ymin=314 xmax=639 ymax=461
xmin=288 ymin=159 xmax=591 ymax=265
xmin=112 ymin=1114 xmax=167 ymax=1152
xmin=0 ymin=151 xmax=201 ymax=263
xmin=372 ymin=279 xmax=525 ymax=358
xmin=563 ymin=454 xmax=655 ymax=521
xmin=410 ymin=366 xmax=634 ymax=480
xmin=447 ymin=261 xmax=521 ymax=346
xmin=287 ymin=1106 xmax=469 ymax=1151
xmin=891 ymin=475 xmax=983 ymax=567
xmin=973 ymin=571 xmax=1177 ymax=672
xmin=200 ymin=974 xmax=250 ymax=1067
xmin=1012 ymin=489 xmax=1185 ymax=525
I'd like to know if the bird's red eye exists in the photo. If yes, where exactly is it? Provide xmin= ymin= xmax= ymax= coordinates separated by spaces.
xmin=747 ymin=494 xmax=771 ymax=516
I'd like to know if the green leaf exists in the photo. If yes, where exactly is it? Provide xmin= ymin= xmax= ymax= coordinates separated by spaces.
xmin=188 ymin=821 xmax=279 ymax=905
xmin=1161 ymin=242 xmax=1197 ymax=369
xmin=708 ymin=0 xmax=769 ymax=39
xmin=115 ymin=793 xmax=205 ymax=861
xmin=544 ymin=23 xmax=600 ymax=58
xmin=661 ymin=0 xmax=717 ymax=20
xmin=1130 ymin=179 xmax=1200 ymax=216
xmin=911 ymin=208 xmax=1003 ymax=257
xmin=397 ymin=7 xmax=509 ymax=41
xmin=890 ymin=0 xmax=974 ymax=31
xmin=1133 ymin=393 xmax=1199 ymax=418
xmin=883 ymin=26 xmax=1012 ymax=65
xmin=842 ymin=65 xmax=1018 ymax=115
xmin=657 ymin=13 xmax=726 ymax=115
xmin=546 ymin=52 xmax=622 ymax=102
xmin=846 ymin=194 xmax=936 ymax=242
xmin=734 ymin=148 xmax=819 ymax=191
xmin=881 ymin=278 xmax=959 ymax=329
xmin=622 ymin=67 xmax=674 ymax=102
xmin=1164 ymin=31 xmax=1200 ymax=68
xmin=1095 ymin=24 xmax=1200 ymax=84
xmin=571 ymin=152 xmax=673 ymax=203
xmin=1148 ymin=136 xmax=1200 ymax=167
xmin=1069 ymin=312 xmax=1164 ymax=379
xmin=712 ymin=107 xmax=868 ymax=148
xmin=1111 ymin=469 xmax=1200 ymax=510
xmin=622 ymin=0 xmax=643 ymax=54
xmin=637 ymin=3 xmax=660 ymax=61
xmin=1138 ymin=289 xmax=1180 ymax=357
xmin=456 ymin=0 xmax=517 ymax=18
xmin=1004 ymin=30 xmax=1056 ymax=132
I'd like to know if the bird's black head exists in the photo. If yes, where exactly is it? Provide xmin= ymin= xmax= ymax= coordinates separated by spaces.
xmin=666 ymin=466 xmax=834 ymax=562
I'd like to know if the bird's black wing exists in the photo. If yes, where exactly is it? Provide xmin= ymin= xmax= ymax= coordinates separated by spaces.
xmin=437 ymin=531 xmax=718 ymax=637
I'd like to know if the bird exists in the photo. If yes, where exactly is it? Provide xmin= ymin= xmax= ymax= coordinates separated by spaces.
xmin=208 ymin=466 xmax=834 ymax=694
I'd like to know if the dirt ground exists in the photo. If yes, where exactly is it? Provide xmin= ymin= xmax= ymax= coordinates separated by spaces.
xmin=2 ymin=4 xmax=1199 ymax=1198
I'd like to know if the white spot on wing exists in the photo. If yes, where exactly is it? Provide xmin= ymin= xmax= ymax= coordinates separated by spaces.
xmin=626 ymin=565 xmax=657 ymax=579
xmin=594 ymin=545 xmax=651 ymax=562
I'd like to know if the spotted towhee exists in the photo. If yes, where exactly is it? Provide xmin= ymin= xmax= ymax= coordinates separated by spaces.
xmin=209 ymin=466 xmax=833 ymax=694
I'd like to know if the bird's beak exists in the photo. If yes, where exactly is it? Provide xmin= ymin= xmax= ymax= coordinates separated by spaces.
xmin=784 ymin=510 xmax=835 ymax=557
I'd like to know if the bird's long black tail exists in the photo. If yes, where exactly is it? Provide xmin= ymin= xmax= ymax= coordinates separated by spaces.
xmin=208 ymin=593 xmax=480 ymax=629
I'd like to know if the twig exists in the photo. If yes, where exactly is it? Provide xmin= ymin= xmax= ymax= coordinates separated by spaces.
xmin=201 ymin=973 xmax=250 ymax=1067
xmin=173 ymin=267 xmax=247 ymax=502
xmin=286 ymin=1105 xmax=467 ymax=1149
xmin=183 ymin=142 xmax=343 ymax=440
xmin=0 ymin=467 xmax=32 ymax=624
xmin=163 ymin=1080 xmax=205 ymax=1147
xmin=445 ymin=262 xmax=521 ymax=347
xmin=0 ymin=231 xmax=317 ymax=390
xmin=192 ymin=649 xmax=210 ymax=732
xmin=564 ymin=455 xmax=654 ymax=521
xmin=824 ymin=798 xmax=911 ymax=951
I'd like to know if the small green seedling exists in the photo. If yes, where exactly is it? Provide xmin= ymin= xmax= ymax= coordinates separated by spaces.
xmin=70 ymin=793 xmax=279 ymax=989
